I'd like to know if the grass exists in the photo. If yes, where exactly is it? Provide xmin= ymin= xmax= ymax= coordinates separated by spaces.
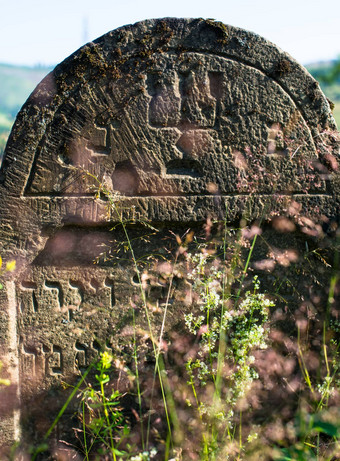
xmin=0 ymin=60 xmax=339 ymax=460
xmin=6 ymin=175 xmax=338 ymax=461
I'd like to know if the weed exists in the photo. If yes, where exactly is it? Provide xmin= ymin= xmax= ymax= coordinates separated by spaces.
xmin=77 ymin=351 xmax=128 ymax=460
xmin=8 ymin=177 xmax=340 ymax=460
xmin=184 ymin=244 xmax=274 ymax=458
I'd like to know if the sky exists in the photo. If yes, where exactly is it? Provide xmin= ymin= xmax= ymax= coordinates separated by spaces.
xmin=1 ymin=0 xmax=339 ymax=67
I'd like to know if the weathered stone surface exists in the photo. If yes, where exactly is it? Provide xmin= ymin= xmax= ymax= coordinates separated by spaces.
xmin=0 ymin=18 xmax=339 ymax=451
xmin=1 ymin=18 xmax=339 ymax=228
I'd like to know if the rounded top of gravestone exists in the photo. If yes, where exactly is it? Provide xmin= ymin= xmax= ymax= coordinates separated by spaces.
xmin=1 ymin=18 xmax=339 ymax=225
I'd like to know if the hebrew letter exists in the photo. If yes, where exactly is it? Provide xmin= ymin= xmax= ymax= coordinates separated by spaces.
xmin=148 ymin=71 xmax=181 ymax=127
xmin=21 ymin=343 xmax=37 ymax=376
xmin=20 ymin=281 xmax=38 ymax=313
xmin=75 ymin=341 xmax=87 ymax=371
xmin=67 ymin=280 xmax=84 ymax=320
xmin=50 ymin=345 xmax=63 ymax=374
xmin=44 ymin=281 xmax=64 ymax=310
xmin=181 ymin=71 xmax=216 ymax=127
xmin=105 ymin=277 xmax=115 ymax=308
xmin=21 ymin=341 xmax=44 ymax=377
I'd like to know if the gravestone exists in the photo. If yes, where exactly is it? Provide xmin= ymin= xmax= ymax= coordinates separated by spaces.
xmin=0 ymin=18 xmax=339 ymax=451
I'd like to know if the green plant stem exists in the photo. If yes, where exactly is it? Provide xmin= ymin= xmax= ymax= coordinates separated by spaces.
xmin=44 ymin=364 xmax=94 ymax=440
xmin=82 ymin=399 xmax=89 ymax=461
xmin=214 ymin=220 xmax=229 ymax=423
xmin=326 ymin=243 xmax=339 ymax=325
xmin=239 ymin=410 xmax=243 ymax=454
xmin=236 ymin=232 xmax=258 ymax=303
xmin=297 ymin=327 xmax=315 ymax=399
xmin=206 ymin=286 xmax=215 ymax=383
xmin=147 ymin=252 xmax=181 ymax=446
xmin=88 ymin=175 xmax=176 ymax=451
xmin=132 ymin=305 xmax=144 ymax=450
xmin=100 ymin=378 xmax=116 ymax=460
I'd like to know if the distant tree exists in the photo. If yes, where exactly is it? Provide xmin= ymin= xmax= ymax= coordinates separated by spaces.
xmin=312 ymin=58 xmax=340 ymax=85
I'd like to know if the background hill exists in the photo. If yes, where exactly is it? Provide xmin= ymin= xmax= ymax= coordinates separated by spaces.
xmin=0 ymin=63 xmax=53 ymax=155
xmin=0 ymin=61 xmax=339 ymax=158
xmin=307 ymin=59 xmax=340 ymax=124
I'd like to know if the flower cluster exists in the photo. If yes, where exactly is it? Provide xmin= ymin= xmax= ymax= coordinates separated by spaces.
xmin=130 ymin=448 xmax=157 ymax=460
xmin=185 ymin=245 xmax=275 ymax=435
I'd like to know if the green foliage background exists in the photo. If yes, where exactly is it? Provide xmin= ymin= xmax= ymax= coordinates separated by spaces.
xmin=0 ymin=63 xmax=52 ymax=155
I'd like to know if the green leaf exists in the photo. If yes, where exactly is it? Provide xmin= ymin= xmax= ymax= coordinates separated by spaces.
xmin=113 ymin=448 xmax=126 ymax=456
xmin=311 ymin=420 xmax=338 ymax=437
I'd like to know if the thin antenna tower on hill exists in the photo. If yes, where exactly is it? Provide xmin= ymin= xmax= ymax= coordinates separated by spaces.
xmin=82 ymin=17 xmax=89 ymax=45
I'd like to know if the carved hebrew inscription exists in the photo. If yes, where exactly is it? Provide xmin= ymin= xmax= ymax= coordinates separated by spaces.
xmin=1 ymin=18 xmax=338 ymax=450
xmin=20 ymin=341 xmax=63 ymax=377
xmin=20 ymin=282 xmax=38 ymax=313
xmin=23 ymin=52 xmax=326 ymax=199
xmin=148 ymin=70 xmax=221 ymax=128
xmin=17 ymin=266 xmax=127 ymax=399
